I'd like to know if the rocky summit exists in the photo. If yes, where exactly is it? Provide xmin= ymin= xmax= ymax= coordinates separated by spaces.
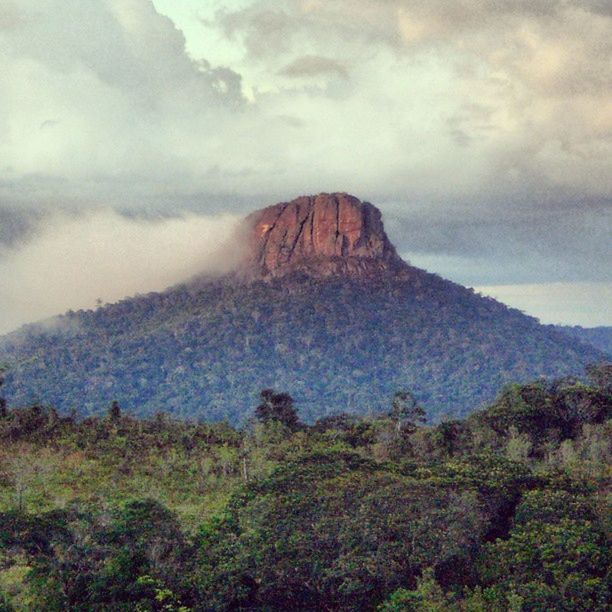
xmin=239 ymin=193 xmax=406 ymax=280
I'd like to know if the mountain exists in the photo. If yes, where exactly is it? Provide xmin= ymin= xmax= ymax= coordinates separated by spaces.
xmin=239 ymin=193 xmax=403 ymax=279
xmin=0 ymin=193 xmax=606 ymax=423
xmin=553 ymin=325 xmax=612 ymax=357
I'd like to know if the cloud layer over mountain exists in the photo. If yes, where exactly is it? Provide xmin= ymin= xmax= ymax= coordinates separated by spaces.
xmin=0 ymin=210 xmax=240 ymax=333
xmin=0 ymin=0 xmax=610 ymax=328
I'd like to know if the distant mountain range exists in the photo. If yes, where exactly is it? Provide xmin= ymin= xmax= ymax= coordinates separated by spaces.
xmin=0 ymin=193 xmax=607 ymax=423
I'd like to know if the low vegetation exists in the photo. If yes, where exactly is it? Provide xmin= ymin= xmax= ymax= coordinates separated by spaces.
xmin=0 ymin=366 xmax=610 ymax=610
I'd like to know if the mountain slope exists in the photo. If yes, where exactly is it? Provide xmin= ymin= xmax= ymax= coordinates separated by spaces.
xmin=553 ymin=325 xmax=612 ymax=357
xmin=0 ymin=193 xmax=606 ymax=423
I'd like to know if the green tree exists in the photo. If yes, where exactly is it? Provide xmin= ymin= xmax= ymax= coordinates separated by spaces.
xmin=390 ymin=391 xmax=426 ymax=434
xmin=0 ymin=589 xmax=13 ymax=612
xmin=586 ymin=363 xmax=612 ymax=393
xmin=195 ymin=449 xmax=485 ymax=609
xmin=479 ymin=516 xmax=609 ymax=610
xmin=254 ymin=389 xmax=300 ymax=431
xmin=433 ymin=420 xmax=463 ymax=457
xmin=378 ymin=568 xmax=453 ymax=611
xmin=0 ymin=366 xmax=7 ymax=419
xmin=25 ymin=500 xmax=192 ymax=610
xmin=108 ymin=400 xmax=122 ymax=422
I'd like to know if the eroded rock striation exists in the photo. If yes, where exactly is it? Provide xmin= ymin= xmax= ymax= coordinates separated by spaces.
xmin=239 ymin=192 xmax=406 ymax=279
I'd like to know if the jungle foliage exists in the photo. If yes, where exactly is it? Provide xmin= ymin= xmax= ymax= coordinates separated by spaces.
xmin=0 ymin=366 xmax=610 ymax=610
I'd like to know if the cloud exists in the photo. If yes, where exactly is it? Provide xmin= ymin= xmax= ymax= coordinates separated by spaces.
xmin=3 ymin=0 xmax=609 ymax=203
xmin=0 ymin=0 xmax=609 ymax=328
xmin=214 ymin=0 xmax=611 ymax=197
xmin=0 ymin=210 xmax=241 ymax=334
xmin=0 ymin=0 xmax=248 ymax=205
xmin=279 ymin=55 xmax=348 ymax=79
xmin=0 ymin=3 xmax=23 ymax=31
xmin=219 ymin=7 xmax=297 ymax=59
xmin=387 ymin=195 xmax=611 ymax=284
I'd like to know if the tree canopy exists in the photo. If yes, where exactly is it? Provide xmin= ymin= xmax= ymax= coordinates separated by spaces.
xmin=0 ymin=371 xmax=609 ymax=610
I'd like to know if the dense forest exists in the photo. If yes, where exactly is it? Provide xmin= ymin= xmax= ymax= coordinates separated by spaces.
xmin=0 ymin=365 xmax=610 ymax=610
xmin=0 ymin=273 xmax=605 ymax=424
xmin=554 ymin=325 xmax=612 ymax=357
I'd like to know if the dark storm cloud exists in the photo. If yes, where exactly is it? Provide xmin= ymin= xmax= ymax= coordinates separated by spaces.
xmin=384 ymin=198 xmax=611 ymax=284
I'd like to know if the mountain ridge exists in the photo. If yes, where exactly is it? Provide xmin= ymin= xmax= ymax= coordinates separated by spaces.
xmin=0 ymin=193 xmax=607 ymax=423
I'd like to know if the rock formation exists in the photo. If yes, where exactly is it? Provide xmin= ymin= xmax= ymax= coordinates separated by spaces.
xmin=239 ymin=193 xmax=406 ymax=279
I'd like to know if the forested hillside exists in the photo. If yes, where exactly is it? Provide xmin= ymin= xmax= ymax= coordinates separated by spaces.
xmin=554 ymin=325 xmax=612 ymax=356
xmin=0 ymin=366 xmax=610 ymax=610
xmin=1 ymin=194 xmax=605 ymax=425
xmin=0 ymin=273 xmax=605 ymax=424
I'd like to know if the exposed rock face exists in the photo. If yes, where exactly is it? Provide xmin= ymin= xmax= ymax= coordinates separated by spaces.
xmin=240 ymin=193 xmax=406 ymax=279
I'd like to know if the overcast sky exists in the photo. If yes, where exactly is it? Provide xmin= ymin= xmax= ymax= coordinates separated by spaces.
xmin=0 ymin=0 xmax=610 ymax=332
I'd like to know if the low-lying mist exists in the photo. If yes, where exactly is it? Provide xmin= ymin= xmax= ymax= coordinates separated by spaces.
xmin=0 ymin=209 xmax=242 ymax=335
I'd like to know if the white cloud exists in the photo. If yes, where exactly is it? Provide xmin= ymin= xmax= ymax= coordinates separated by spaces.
xmin=2 ymin=0 xmax=610 ymax=202
xmin=0 ymin=0 xmax=609 ymax=330
xmin=0 ymin=0 xmax=249 ymax=201
xmin=212 ymin=0 xmax=612 ymax=197
xmin=279 ymin=55 xmax=348 ymax=79
xmin=0 ymin=210 xmax=241 ymax=334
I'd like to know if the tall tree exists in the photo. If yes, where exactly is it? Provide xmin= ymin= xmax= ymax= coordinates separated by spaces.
xmin=0 ymin=366 xmax=7 ymax=418
xmin=107 ymin=400 xmax=121 ymax=422
xmin=255 ymin=389 xmax=300 ymax=431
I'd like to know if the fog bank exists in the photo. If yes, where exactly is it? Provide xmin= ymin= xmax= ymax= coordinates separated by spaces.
xmin=0 ymin=210 xmax=241 ymax=334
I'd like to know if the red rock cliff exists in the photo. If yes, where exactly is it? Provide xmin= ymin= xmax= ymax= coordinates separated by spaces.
xmin=239 ymin=193 xmax=406 ymax=279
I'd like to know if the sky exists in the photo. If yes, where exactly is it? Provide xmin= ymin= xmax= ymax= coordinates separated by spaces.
xmin=0 ymin=0 xmax=610 ymax=332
